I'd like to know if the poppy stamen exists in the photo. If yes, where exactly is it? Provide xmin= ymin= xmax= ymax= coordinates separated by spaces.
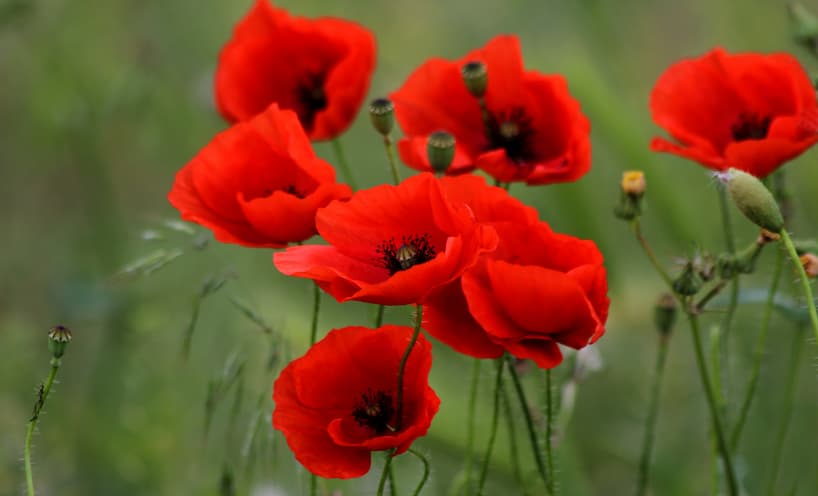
xmin=376 ymin=234 xmax=437 ymax=275
xmin=352 ymin=388 xmax=395 ymax=434
xmin=731 ymin=113 xmax=771 ymax=142
xmin=486 ymin=107 xmax=536 ymax=164
xmin=297 ymin=73 xmax=329 ymax=132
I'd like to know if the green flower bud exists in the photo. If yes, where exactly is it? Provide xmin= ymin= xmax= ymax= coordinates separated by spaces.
xmin=723 ymin=168 xmax=784 ymax=234
xmin=368 ymin=98 xmax=395 ymax=136
xmin=672 ymin=261 xmax=702 ymax=296
xmin=461 ymin=61 xmax=488 ymax=98
xmin=427 ymin=130 xmax=456 ymax=174
xmin=48 ymin=325 xmax=72 ymax=359
xmin=654 ymin=293 xmax=677 ymax=336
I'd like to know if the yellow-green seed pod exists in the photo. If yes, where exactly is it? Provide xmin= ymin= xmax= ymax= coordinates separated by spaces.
xmin=427 ymin=130 xmax=456 ymax=174
xmin=724 ymin=168 xmax=784 ymax=234
xmin=368 ymin=98 xmax=395 ymax=136
xmin=461 ymin=61 xmax=488 ymax=99
xmin=48 ymin=325 xmax=73 ymax=359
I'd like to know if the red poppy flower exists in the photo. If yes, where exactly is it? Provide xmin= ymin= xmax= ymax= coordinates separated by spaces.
xmin=168 ymin=103 xmax=351 ymax=248
xmin=215 ymin=0 xmax=376 ymax=140
xmin=650 ymin=47 xmax=818 ymax=178
xmin=272 ymin=325 xmax=440 ymax=478
xmin=390 ymin=35 xmax=591 ymax=184
xmin=424 ymin=207 xmax=608 ymax=368
xmin=273 ymin=173 xmax=499 ymax=305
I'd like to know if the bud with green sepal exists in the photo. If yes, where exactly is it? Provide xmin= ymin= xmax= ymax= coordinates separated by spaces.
xmin=654 ymin=293 xmax=677 ymax=336
xmin=614 ymin=170 xmax=646 ymax=221
xmin=48 ymin=325 xmax=72 ymax=360
xmin=672 ymin=261 xmax=702 ymax=296
xmin=720 ymin=168 xmax=784 ymax=234
xmin=427 ymin=130 xmax=456 ymax=175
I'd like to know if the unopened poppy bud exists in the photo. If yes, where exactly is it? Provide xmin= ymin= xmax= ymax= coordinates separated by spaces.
xmin=800 ymin=253 xmax=818 ymax=278
xmin=427 ymin=130 xmax=456 ymax=174
xmin=461 ymin=61 xmax=488 ymax=98
xmin=789 ymin=3 xmax=818 ymax=47
xmin=48 ymin=325 xmax=72 ymax=359
xmin=368 ymin=98 xmax=395 ymax=136
xmin=654 ymin=293 xmax=677 ymax=336
xmin=672 ymin=261 xmax=702 ymax=296
xmin=621 ymin=170 xmax=646 ymax=197
xmin=722 ymin=168 xmax=784 ymax=234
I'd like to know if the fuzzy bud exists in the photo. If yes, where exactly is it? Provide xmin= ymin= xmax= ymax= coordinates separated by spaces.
xmin=621 ymin=170 xmax=646 ymax=197
xmin=722 ymin=168 xmax=784 ymax=234
xmin=427 ymin=130 xmax=456 ymax=174
xmin=654 ymin=293 xmax=677 ymax=336
xmin=368 ymin=98 xmax=395 ymax=136
xmin=672 ymin=261 xmax=702 ymax=296
xmin=461 ymin=61 xmax=488 ymax=98
xmin=48 ymin=325 xmax=72 ymax=359
xmin=614 ymin=171 xmax=646 ymax=221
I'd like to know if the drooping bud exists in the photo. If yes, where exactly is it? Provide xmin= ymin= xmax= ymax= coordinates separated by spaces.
xmin=672 ymin=261 xmax=702 ymax=296
xmin=427 ymin=130 xmax=456 ymax=174
xmin=789 ymin=3 xmax=818 ymax=49
xmin=48 ymin=325 xmax=72 ymax=359
xmin=800 ymin=253 xmax=818 ymax=278
xmin=654 ymin=293 xmax=677 ymax=336
xmin=461 ymin=61 xmax=488 ymax=98
xmin=721 ymin=168 xmax=784 ymax=234
xmin=614 ymin=170 xmax=646 ymax=221
xmin=368 ymin=98 xmax=395 ymax=136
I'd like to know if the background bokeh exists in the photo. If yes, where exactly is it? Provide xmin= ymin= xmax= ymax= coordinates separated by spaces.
xmin=2 ymin=0 xmax=818 ymax=494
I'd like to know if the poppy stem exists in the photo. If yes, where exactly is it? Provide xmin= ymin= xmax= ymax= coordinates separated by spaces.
xmin=376 ymin=453 xmax=395 ymax=496
xmin=635 ymin=330 xmax=671 ymax=496
xmin=716 ymin=186 xmax=738 ymax=423
xmin=383 ymin=135 xmax=402 ymax=185
xmin=505 ymin=353 xmax=551 ymax=494
xmin=628 ymin=219 xmax=674 ymax=289
xmin=407 ymin=448 xmax=430 ymax=496
xmin=309 ymin=283 xmax=321 ymax=346
xmin=395 ymin=306 xmax=424 ymax=432
xmin=25 ymin=358 xmax=63 ymax=496
xmin=476 ymin=358 xmax=504 ymax=495
xmin=687 ymin=309 xmax=740 ymax=496
xmin=500 ymin=380 xmax=526 ymax=493
xmin=765 ymin=325 xmax=804 ymax=496
xmin=375 ymin=304 xmax=386 ymax=327
xmin=544 ymin=368 xmax=555 ymax=495
xmin=331 ymin=138 xmax=358 ymax=190
xmin=463 ymin=358 xmax=481 ymax=494
xmin=780 ymin=229 xmax=818 ymax=348
xmin=731 ymin=246 xmax=783 ymax=449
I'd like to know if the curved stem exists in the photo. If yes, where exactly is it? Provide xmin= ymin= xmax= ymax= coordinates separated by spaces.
xmin=408 ymin=449 xmax=430 ymax=496
xmin=396 ymin=307 xmax=423 ymax=431
xmin=501 ymin=381 xmax=525 ymax=493
xmin=309 ymin=283 xmax=321 ymax=346
xmin=332 ymin=138 xmax=357 ymax=190
xmin=732 ymin=247 xmax=784 ymax=449
xmin=544 ymin=368 xmax=555 ymax=495
xmin=688 ymin=312 xmax=739 ymax=496
xmin=376 ymin=453 xmax=395 ymax=496
xmin=309 ymin=474 xmax=317 ymax=496
xmin=629 ymin=219 xmax=674 ymax=288
xmin=635 ymin=333 xmax=670 ymax=496
xmin=766 ymin=327 xmax=804 ymax=496
xmin=506 ymin=354 xmax=551 ymax=493
xmin=383 ymin=136 xmax=402 ymax=185
xmin=25 ymin=359 xmax=62 ymax=496
xmin=464 ymin=358 xmax=481 ymax=494
xmin=717 ymin=187 xmax=738 ymax=423
xmin=780 ymin=229 xmax=818 ymax=347
xmin=476 ymin=358 xmax=504 ymax=495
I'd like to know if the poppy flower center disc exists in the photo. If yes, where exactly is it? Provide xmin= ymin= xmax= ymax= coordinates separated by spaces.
xmin=351 ymin=389 xmax=395 ymax=434
xmin=731 ymin=112 xmax=772 ymax=142
xmin=376 ymin=233 xmax=437 ymax=275
xmin=486 ymin=107 xmax=536 ymax=164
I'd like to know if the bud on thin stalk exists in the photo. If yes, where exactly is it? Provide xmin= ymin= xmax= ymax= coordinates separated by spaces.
xmin=368 ymin=98 xmax=395 ymax=136
xmin=721 ymin=168 xmax=784 ymax=233
xmin=427 ymin=130 xmax=456 ymax=175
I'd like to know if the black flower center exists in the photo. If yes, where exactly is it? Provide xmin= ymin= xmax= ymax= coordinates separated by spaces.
xmin=731 ymin=113 xmax=771 ymax=142
xmin=376 ymin=234 xmax=437 ymax=275
xmin=297 ymin=73 xmax=328 ymax=133
xmin=352 ymin=389 xmax=395 ymax=434
xmin=486 ymin=107 xmax=536 ymax=164
xmin=259 ymin=184 xmax=304 ymax=199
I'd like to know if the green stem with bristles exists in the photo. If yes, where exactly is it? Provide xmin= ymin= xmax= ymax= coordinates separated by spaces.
xmin=635 ymin=333 xmax=670 ymax=496
xmin=408 ymin=448 xmax=430 ymax=496
xmin=463 ymin=358 xmax=481 ymax=494
xmin=476 ymin=358 xmax=504 ymax=496
xmin=780 ymin=229 xmax=818 ymax=347
xmin=25 ymin=358 xmax=62 ymax=496
xmin=383 ymin=136 xmax=402 ymax=185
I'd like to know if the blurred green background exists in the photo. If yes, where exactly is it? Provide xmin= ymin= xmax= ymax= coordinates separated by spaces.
xmin=3 ymin=0 xmax=818 ymax=494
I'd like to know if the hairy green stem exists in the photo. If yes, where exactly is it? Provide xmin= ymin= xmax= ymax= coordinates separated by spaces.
xmin=464 ymin=358 xmax=481 ymax=494
xmin=506 ymin=354 xmax=551 ymax=493
xmin=408 ymin=449 xmax=430 ymax=496
xmin=309 ymin=283 xmax=321 ymax=346
xmin=375 ymin=304 xmax=385 ymax=327
xmin=25 ymin=359 xmax=62 ymax=496
xmin=377 ymin=453 xmax=395 ymax=496
xmin=501 ymin=379 xmax=525 ymax=493
xmin=635 ymin=334 xmax=670 ymax=496
xmin=780 ymin=229 xmax=818 ymax=347
xmin=629 ymin=219 xmax=674 ymax=288
xmin=544 ymin=368 xmax=555 ymax=495
xmin=732 ymin=247 xmax=784 ymax=449
xmin=688 ymin=312 xmax=739 ymax=496
xmin=383 ymin=136 xmax=402 ymax=185
xmin=332 ymin=138 xmax=357 ymax=190
xmin=476 ymin=359 xmax=504 ymax=495
xmin=766 ymin=327 xmax=805 ymax=496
